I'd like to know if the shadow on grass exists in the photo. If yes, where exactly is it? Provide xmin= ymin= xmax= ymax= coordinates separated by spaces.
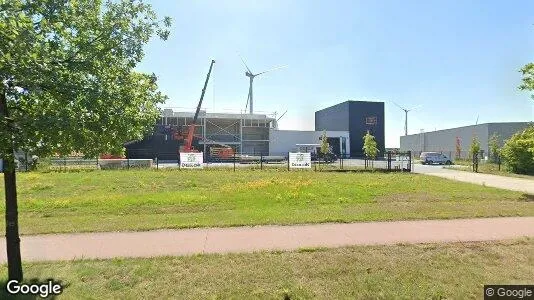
xmin=521 ymin=194 xmax=534 ymax=202
xmin=320 ymin=168 xmax=412 ymax=173
xmin=0 ymin=278 xmax=68 ymax=300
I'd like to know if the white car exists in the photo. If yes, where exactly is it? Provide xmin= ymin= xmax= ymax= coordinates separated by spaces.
xmin=420 ymin=152 xmax=452 ymax=165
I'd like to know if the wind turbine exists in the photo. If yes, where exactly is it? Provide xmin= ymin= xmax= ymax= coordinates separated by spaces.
xmin=393 ymin=102 xmax=421 ymax=136
xmin=238 ymin=54 xmax=286 ymax=114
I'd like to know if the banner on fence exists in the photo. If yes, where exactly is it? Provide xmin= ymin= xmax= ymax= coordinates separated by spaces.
xmin=289 ymin=152 xmax=311 ymax=169
xmin=180 ymin=152 xmax=204 ymax=169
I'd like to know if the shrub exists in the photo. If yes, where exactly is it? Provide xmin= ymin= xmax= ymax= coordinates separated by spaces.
xmin=500 ymin=125 xmax=534 ymax=175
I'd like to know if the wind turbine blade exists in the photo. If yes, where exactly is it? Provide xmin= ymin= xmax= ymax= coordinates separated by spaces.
xmin=392 ymin=101 xmax=405 ymax=111
xmin=408 ymin=105 xmax=422 ymax=111
xmin=237 ymin=52 xmax=252 ymax=73
xmin=255 ymin=65 xmax=287 ymax=76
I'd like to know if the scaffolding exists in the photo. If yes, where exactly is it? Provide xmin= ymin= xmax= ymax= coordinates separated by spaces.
xmin=159 ymin=108 xmax=277 ymax=157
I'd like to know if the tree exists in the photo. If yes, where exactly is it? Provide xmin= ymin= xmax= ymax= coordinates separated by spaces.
xmin=519 ymin=63 xmax=534 ymax=101
xmin=1 ymin=0 xmax=170 ymax=280
xmin=455 ymin=136 xmax=462 ymax=159
xmin=500 ymin=125 xmax=534 ymax=175
xmin=320 ymin=130 xmax=329 ymax=157
xmin=469 ymin=136 xmax=481 ymax=159
xmin=362 ymin=131 xmax=379 ymax=159
xmin=488 ymin=133 xmax=501 ymax=163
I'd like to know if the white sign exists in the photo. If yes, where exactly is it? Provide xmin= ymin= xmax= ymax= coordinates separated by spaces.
xmin=180 ymin=152 xmax=204 ymax=169
xmin=289 ymin=152 xmax=311 ymax=169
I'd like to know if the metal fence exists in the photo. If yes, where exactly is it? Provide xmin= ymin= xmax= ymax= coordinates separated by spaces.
xmin=17 ymin=151 xmax=413 ymax=173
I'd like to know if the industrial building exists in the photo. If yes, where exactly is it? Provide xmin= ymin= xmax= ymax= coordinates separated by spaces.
xmin=400 ymin=122 xmax=531 ymax=158
xmin=126 ymin=100 xmax=385 ymax=160
xmin=125 ymin=109 xmax=277 ymax=160
xmin=315 ymin=100 xmax=385 ymax=157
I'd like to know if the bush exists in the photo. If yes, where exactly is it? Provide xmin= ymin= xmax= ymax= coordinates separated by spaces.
xmin=500 ymin=125 xmax=534 ymax=175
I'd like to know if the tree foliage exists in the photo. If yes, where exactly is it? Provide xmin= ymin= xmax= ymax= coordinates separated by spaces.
xmin=455 ymin=136 xmax=462 ymax=159
xmin=320 ymin=130 xmax=329 ymax=155
xmin=488 ymin=133 xmax=501 ymax=163
xmin=519 ymin=63 xmax=534 ymax=101
xmin=362 ymin=131 xmax=379 ymax=159
xmin=469 ymin=136 xmax=481 ymax=159
xmin=0 ymin=0 xmax=171 ymax=159
xmin=500 ymin=125 xmax=534 ymax=175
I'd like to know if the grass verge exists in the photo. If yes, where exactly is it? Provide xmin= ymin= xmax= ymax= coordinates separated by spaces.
xmin=1 ymin=169 xmax=533 ymax=235
xmin=1 ymin=239 xmax=532 ymax=299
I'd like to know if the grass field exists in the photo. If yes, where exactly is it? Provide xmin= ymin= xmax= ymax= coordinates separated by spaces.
xmin=0 ymin=169 xmax=533 ymax=235
xmin=449 ymin=159 xmax=534 ymax=179
xmin=1 ymin=239 xmax=532 ymax=299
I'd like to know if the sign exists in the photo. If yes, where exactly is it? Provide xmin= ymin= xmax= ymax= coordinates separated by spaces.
xmin=289 ymin=152 xmax=311 ymax=169
xmin=365 ymin=116 xmax=377 ymax=125
xmin=180 ymin=152 xmax=204 ymax=169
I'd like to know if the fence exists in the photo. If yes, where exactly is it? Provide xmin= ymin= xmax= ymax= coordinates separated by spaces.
xmin=14 ymin=151 xmax=412 ymax=173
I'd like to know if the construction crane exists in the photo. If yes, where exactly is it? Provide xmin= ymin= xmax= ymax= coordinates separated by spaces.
xmin=182 ymin=59 xmax=215 ymax=152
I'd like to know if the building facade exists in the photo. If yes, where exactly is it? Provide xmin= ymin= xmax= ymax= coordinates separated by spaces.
xmin=126 ymin=109 xmax=277 ymax=160
xmin=400 ymin=122 xmax=531 ymax=158
xmin=315 ymin=100 xmax=385 ymax=157
xmin=269 ymin=130 xmax=350 ymax=157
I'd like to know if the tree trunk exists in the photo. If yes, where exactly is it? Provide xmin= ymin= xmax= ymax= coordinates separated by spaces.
xmin=0 ymin=89 xmax=23 ymax=280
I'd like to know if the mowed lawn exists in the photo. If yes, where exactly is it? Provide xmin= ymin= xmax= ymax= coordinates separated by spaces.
xmin=1 ymin=239 xmax=532 ymax=299
xmin=0 ymin=169 xmax=533 ymax=235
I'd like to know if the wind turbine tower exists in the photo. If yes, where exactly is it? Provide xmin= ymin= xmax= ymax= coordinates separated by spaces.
xmin=393 ymin=102 xmax=421 ymax=136
xmin=238 ymin=54 xmax=286 ymax=114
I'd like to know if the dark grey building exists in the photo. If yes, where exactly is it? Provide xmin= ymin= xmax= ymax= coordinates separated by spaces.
xmin=315 ymin=100 xmax=385 ymax=157
xmin=400 ymin=122 xmax=532 ymax=159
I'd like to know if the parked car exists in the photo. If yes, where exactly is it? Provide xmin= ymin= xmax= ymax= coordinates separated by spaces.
xmin=420 ymin=152 xmax=452 ymax=165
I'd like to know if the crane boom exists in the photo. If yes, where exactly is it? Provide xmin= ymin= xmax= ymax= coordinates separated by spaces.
xmin=183 ymin=60 xmax=215 ymax=152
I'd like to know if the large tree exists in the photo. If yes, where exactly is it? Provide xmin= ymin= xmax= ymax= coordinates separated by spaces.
xmin=0 ymin=0 xmax=170 ymax=280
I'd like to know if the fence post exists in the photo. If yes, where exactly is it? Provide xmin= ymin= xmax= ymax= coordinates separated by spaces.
xmin=233 ymin=152 xmax=236 ymax=172
xmin=408 ymin=151 xmax=412 ymax=172
xmin=127 ymin=157 xmax=130 ymax=170
xmin=260 ymin=153 xmax=263 ymax=170
xmin=287 ymin=152 xmax=290 ymax=171
xmin=498 ymin=155 xmax=501 ymax=171
xmin=156 ymin=155 xmax=159 ymax=170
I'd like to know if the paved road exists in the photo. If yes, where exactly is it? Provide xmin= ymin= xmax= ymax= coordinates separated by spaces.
xmin=1 ymin=217 xmax=532 ymax=262
xmin=413 ymin=164 xmax=534 ymax=194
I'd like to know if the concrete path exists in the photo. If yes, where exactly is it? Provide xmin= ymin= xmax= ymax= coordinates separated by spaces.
xmin=1 ymin=217 xmax=533 ymax=263
xmin=413 ymin=164 xmax=534 ymax=194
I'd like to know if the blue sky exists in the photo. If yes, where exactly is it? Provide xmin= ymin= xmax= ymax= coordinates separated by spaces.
xmin=136 ymin=0 xmax=534 ymax=147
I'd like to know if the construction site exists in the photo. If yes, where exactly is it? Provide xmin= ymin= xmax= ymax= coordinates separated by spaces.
xmin=125 ymin=59 xmax=385 ymax=162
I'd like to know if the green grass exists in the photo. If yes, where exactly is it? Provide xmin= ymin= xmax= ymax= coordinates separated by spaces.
xmin=446 ymin=160 xmax=534 ymax=180
xmin=1 ymin=169 xmax=533 ymax=235
xmin=1 ymin=239 xmax=532 ymax=299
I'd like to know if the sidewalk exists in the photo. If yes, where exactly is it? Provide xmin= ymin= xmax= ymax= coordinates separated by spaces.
xmin=413 ymin=165 xmax=534 ymax=194
xmin=1 ymin=217 xmax=533 ymax=263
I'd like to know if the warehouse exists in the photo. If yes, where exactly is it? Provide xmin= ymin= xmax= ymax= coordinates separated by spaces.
xmin=400 ymin=122 xmax=531 ymax=159
xmin=315 ymin=100 xmax=385 ymax=157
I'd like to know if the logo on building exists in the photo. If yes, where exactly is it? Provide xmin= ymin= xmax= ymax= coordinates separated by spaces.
xmin=187 ymin=154 xmax=196 ymax=162
xmin=365 ymin=116 xmax=377 ymax=125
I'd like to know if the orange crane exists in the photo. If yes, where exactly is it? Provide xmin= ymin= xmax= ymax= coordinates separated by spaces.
xmin=182 ymin=60 xmax=215 ymax=153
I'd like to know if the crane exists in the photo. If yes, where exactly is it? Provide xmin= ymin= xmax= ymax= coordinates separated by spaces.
xmin=182 ymin=59 xmax=215 ymax=152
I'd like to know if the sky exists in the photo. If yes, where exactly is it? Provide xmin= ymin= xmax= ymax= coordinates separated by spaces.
xmin=136 ymin=0 xmax=534 ymax=147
